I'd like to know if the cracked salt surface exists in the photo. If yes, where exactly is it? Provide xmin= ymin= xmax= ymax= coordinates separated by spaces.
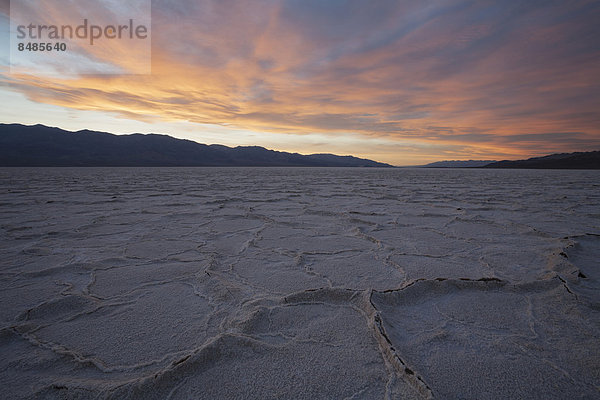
xmin=0 ymin=167 xmax=599 ymax=399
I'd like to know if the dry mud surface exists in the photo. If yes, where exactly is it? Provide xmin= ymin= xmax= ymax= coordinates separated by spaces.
xmin=1 ymin=167 xmax=599 ymax=399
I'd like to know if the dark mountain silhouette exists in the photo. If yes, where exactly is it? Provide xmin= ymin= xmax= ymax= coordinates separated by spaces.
xmin=0 ymin=124 xmax=392 ymax=167
xmin=421 ymin=160 xmax=497 ymax=168
xmin=483 ymin=151 xmax=600 ymax=169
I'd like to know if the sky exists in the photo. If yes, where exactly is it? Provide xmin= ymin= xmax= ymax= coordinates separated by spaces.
xmin=1 ymin=0 xmax=599 ymax=165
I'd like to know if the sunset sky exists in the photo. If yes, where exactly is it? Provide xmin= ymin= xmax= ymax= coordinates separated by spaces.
xmin=1 ymin=0 xmax=599 ymax=165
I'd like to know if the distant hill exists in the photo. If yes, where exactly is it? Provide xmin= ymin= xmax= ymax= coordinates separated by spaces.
xmin=421 ymin=160 xmax=497 ymax=168
xmin=0 ymin=124 xmax=392 ymax=167
xmin=483 ymin=151 xmax=600 ymax=169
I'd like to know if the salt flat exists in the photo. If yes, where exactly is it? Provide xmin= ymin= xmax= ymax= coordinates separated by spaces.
xmin=0 ymin=167 xmax=598 ymax=399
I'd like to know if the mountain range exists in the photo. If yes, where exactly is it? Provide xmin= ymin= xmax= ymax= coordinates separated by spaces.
xmin=1 ymin=124 xmax=599 ymax=168
xmin=421 ymin=160 xmax=497 ymax=168
xmin=0 ymin=124 xmax=391 ymax=167
xmin=421 ymin=152 xmax=599 ymax=169
xmin=483 ymin=151 xmax=600 ymax=169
